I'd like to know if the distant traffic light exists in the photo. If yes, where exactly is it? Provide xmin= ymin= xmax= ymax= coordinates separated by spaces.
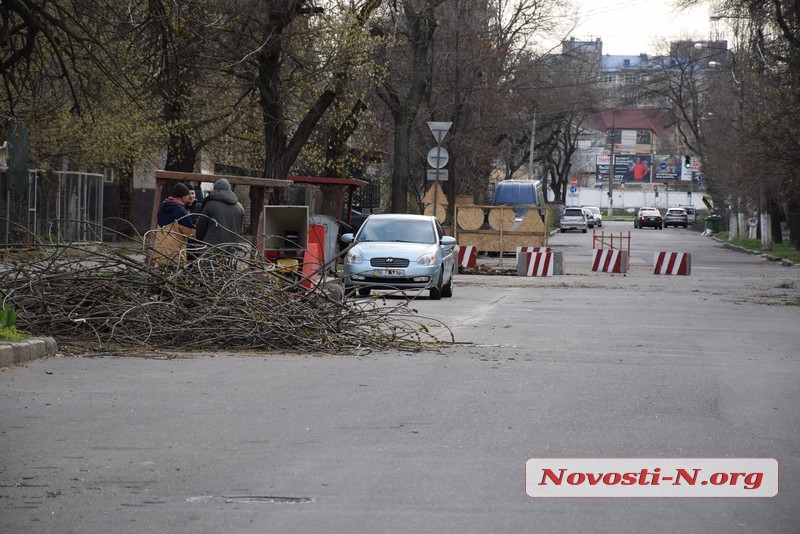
xmin=684 ymin=155 xmax=691 ymax=168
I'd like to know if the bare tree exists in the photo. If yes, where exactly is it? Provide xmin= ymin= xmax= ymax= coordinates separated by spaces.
xmin=677 ymin=0 xmax=800 ymax=248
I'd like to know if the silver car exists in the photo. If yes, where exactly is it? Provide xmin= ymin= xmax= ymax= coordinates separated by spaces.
xmin=560 ymin=207 xmax=588 ymax=233
xmin=582 ymin=206 xmax=602 ymax=227
xmin=340 ymin=214 xmax=457 ymax=300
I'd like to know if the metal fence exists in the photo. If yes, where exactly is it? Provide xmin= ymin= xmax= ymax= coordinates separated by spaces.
xmin=2 ymin=170 xmax=104 ymax=244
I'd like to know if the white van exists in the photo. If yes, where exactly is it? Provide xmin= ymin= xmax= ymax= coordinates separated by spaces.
xmin=678 ymin=205 xmax=696 ymax=222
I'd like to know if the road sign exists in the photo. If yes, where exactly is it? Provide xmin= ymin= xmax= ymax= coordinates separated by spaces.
xmin=427 ymin=147 xmax=449 ymax=169
xmin=570 ymin=178 xmax=578 ymax=186
xmin=427 ymin=169 xmax=449 ymax=181
xmin=569 ymin=185 xmax=577 ymax=193
xmin=427 ymin=122 xmax=452 ymax=145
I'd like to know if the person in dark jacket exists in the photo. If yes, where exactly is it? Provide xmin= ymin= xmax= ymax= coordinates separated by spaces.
xmin=195 ymin=178 xmax=245 ymax=245
xmin=157 ymin=182 xmax=195 ymax=229
xmin=152 ymin=182 xmax=196 ymax=267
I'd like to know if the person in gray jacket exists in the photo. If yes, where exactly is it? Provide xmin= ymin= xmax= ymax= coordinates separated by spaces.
xmin=195 ymin=179 xmax=245 ymax=245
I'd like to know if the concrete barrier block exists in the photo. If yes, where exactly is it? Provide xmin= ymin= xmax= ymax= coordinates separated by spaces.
xmin=517 ymin=251 xmax=563 ymax=276
xmin=0 ymin=344 xmax=14 ymax=368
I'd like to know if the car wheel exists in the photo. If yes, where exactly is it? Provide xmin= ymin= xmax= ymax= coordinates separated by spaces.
xmin=560 ymin=229 xmax=565 ymax=233
xmin=358 ymin=287 xmax=371 ymax=297
xmin=683 ymin=224 xmax=688 ymax=228
xmin=582 ymin=228 xmax=587 ymax=233
xmin=442 ymin=267 xmax=453 ymax=298
xmin=429 ymin=271 xmax=443 ymax=300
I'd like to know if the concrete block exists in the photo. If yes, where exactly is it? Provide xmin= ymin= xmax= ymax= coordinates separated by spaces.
xmin=0 ymin=344 xmax=13 ymax=368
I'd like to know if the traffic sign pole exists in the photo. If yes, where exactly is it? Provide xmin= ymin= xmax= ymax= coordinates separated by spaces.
xmin=427 ymin=122 xmax=453 ymax=219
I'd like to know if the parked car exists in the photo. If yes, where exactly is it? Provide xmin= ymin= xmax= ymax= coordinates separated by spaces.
xmin=560 ymin=207 xmax=588 ymax=233
xmin=664 ymin=207 xmax=689 ymax=228
xmin=490 ymin=179 xmax=545 ymax=229
xmin=678 ymin=205 xmax=697 ymax=223
xmin=634 ymin=207 xmax=663 ymax=229
xmin=582 ymin=206 xmax=602 ymax=227
xmin=340 ymin=214 xmax=457 ymax=300
xmin=338 ymin=208 xmax=370 ymax=234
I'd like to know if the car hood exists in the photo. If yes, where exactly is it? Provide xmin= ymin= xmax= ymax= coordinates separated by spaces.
xmin=354 ymin=241 xmax=440 ymax=258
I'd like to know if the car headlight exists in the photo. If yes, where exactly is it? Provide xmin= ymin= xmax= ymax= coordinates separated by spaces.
xmin=345 ymin=249 xmax=364 ymax=264
xmin=416 ymin=251 xmax=437 ymax=266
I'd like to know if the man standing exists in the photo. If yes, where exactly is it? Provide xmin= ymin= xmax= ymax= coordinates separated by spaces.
xmin=195 ymin=179 xmax=245 ymax=245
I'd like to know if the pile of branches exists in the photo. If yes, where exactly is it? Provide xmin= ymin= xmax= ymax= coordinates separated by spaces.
xmin=0 ymin=239 xmax=453 ymax=354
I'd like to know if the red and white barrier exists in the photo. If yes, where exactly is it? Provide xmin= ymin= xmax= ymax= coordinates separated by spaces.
xmin=516 ymin=246 xmax=551 ymax=255
xmin=591 ymin=249 xmax=628 ymax=273
xmin=653 ymin=251 xmax=691 ymax=275
xmin=517 ymin=251 xmax=563 ymax=277
xmin=457 ymin=245 xmax=477 ymax=268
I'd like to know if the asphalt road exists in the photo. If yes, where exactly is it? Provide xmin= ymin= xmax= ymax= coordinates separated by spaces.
xmin=2 ymin=222 xmax=799 ymax=533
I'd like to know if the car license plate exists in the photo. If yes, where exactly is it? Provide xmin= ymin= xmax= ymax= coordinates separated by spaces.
xmin=373 ymin=268 xmax=405 ymax=278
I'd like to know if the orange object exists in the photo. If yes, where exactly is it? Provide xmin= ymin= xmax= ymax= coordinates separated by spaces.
xmin=300 ymin=242 xmax=323 ymax=289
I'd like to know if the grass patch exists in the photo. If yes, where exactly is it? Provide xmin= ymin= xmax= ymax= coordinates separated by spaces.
xmin=0 ymin=306 xmax=28 ymax=342
xmin=0 ymin=327 xmax=28 ymax=342
xmin=723 ymin=237 xmax=800 ymax=264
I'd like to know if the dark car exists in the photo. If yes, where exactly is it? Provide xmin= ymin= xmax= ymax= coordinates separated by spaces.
xmin=664 ymin=207 xmax=689 ymax=228
xmin=634 ymin=207 xmax=663 ymax=229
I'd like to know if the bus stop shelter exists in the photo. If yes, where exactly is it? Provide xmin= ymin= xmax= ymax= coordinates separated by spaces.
xmin=287 ymin=175 xmax=368 ymax=227
xmin=151 ymin=170 xmax=292 ymax=253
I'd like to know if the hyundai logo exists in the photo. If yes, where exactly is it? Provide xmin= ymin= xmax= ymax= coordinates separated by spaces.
xmin=385 ymin=257 xmax=395 ymax=263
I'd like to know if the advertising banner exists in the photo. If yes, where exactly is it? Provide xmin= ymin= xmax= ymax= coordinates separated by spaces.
xmin=596 ymin=155 xmax=652 ymax=183
xmin=654 ymin=154 xmax=681 ymax=181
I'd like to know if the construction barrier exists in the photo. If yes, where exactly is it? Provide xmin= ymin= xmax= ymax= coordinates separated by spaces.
xmin=592 ymin=230 xmax=631 ymax=271
xmin=653 ymin=251 xmax=691 ymax=275
xmin=517 ymin=251 xmax=563 ymax=277
xmin=516 ymin=246 xmax=551 ymax=263
xmin=591 ymin=249 xmax=628 ymax=273
xmin=457 ymin=245 xmax=478 ymax=268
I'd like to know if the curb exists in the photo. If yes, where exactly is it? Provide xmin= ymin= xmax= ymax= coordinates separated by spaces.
xmin=713 ymin=238 xmax=799 ymax=267
xmin=0 ymin=337 xmax=58 ymax=369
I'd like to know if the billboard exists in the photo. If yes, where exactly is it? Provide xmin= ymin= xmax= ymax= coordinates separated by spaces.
xmin=654 ymin=154 xmax=681 ymax=181
xmin=596 ymin=155 xmax=652 ymax=183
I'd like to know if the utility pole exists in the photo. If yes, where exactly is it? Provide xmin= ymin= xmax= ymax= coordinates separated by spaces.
xmin=607 ymin=122 xmax=616 ymax=217
xmin=529 ymin=111 xmax=536 ymax=180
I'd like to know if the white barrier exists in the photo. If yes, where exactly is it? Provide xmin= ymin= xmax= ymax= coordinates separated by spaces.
xmin=517 ymin=251 xmax=563 ymax=277
xmin=653 ymin=251 xmax=691 ymax=275
xmin=591 ymin=249 xmax=628 ymax=273
xmin=457 ymin=245 xmax=477 ymax=268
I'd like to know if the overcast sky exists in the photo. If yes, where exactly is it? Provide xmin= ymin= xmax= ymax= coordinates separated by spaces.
xmin=569 ymin=0 xmax=714 ymax=56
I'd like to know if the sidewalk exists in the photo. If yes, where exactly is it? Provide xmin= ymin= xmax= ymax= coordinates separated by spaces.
xmin=0 ymin=337 xmax=58 ymax=369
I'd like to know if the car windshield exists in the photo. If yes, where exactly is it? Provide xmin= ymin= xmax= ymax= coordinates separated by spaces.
xmin=564 ymin=209 xmax=583 ymax=216
xmin=357 ymin=219 xmax=436 ymax=244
